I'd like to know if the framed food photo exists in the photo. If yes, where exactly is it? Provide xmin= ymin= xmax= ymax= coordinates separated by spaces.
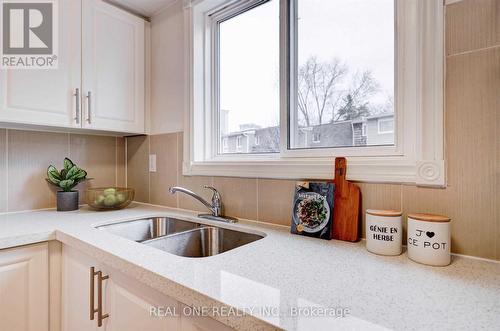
xmin=291 ymin=182 xmax=335 ymax=240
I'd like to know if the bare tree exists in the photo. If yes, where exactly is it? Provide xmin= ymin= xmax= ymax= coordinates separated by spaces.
xmin=297 ymin=56 xmax=380 ymax=126
xmin=333 ymin=70 xmax=380 ymax=122
xmin=297 ymin=57 xmax=346 ymax=126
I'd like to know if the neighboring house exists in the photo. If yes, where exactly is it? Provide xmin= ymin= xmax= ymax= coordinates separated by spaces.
xmin=364 ymin=113 xmax=395 ymax=145
xmin=295 ymin=121 xmax=354 ymax=148
xmin=221 ymin=114 xmax=394 ymax=153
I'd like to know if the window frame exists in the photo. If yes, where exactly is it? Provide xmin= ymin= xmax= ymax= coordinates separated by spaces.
xmin=184 ymin=0 xmax=445 ymax=186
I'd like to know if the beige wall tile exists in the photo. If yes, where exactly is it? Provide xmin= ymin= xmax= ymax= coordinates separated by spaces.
xmin=400 ymin=48 xmax=500 ymax=259
xmin=257 ymin=179 xmax=295 ymax=226
xmin=177 ymin=176 xmax=214 ymax=212
xmin=126 ymin=135 xmax=150 ymax=203
xmin=446 ymin=0 xmax=500 ymax=56
xmin=8 ymin=130 xmax=67 ymax=211
xmin=0 ymin=129 xmax=6 ymax=212
xmin=116 ymin=137 xmax=126 ymax=187
xmin=213 ymin=177 xmax=258 ymax=220
xmin=357 ymin=183 xmax=402 ymax=239
xmin=497 ymin=92 xmax=500 ymax=260
xmin=149 ymin=133 xmax=178 ymax=207
xmin=176 ymin=133 xmax=213 ymax=212
xmin=69 ymin=134 xmax=117 ymax=203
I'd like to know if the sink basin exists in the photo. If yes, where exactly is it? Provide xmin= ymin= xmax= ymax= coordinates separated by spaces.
xmin=143 ymin=227 xmax=264 ymax=258
xmin=96 ymin=217 xmax=199 ymax=242
xmin=96 ymin=217 xmax=265 ymax=257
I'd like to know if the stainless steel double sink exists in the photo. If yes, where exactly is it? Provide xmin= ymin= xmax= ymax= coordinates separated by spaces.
xmin=96 ymin=217 xmax=264 ymax=258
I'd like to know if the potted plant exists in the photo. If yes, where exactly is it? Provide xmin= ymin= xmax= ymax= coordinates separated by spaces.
xmin=46 ymin=158 xmax=88 ymax=211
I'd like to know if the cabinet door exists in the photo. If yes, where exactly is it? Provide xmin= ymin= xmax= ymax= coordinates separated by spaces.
xmin=103 ymin=266 xmax=180 ymax=331
xmin=0 ymin=0 xmax=81 ymax=128
xmin=0 ymin=243 xmax=49 ymax=331
xmin=61 ymin=245 xmax=98 ymax=331
xmin=82 ymin=0 xmax=145 ymax=134
xmin=180 ymin=305 xmax=234 ymax=331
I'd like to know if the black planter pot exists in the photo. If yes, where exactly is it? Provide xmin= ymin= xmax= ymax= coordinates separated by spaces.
xmin=57 ymin=191 xmax=79 ymax=211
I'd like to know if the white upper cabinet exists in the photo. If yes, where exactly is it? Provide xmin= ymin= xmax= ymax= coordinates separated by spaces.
xmin=82 ymin=0 xmax=145 ymax=133
xmin=0 ymin=0 xmax=145 ymax=134
xmin=0 ymin=0 xmax=81 ymax=128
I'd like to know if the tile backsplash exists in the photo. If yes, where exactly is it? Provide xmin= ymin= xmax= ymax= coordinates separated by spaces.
xmin=0 ymin=129 xmax=126 ymax=212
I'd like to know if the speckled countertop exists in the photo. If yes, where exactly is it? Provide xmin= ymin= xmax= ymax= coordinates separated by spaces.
xmin=0 ymin=203 xmax=499 ymax=331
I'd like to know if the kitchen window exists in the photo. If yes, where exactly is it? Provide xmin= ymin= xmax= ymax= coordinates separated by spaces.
xmin=185 ymin=0 xmax=445 ymax=186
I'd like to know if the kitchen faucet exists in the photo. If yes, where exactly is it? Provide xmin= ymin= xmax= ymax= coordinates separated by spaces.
xmin=169 ymin=186 xmax=237 ymax=223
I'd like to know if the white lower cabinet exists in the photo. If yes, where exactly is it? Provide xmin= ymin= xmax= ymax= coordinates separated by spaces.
xmin=0 ymin=243 xmax=49 ymax=331
xmin=62 ymin=244 xmax=233 ymax=331
xmin=180 ymin=307 xmax=234 ymax=331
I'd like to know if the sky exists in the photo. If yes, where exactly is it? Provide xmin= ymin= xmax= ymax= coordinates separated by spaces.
xmin=219 ymin=0 xmax=394 ymax=133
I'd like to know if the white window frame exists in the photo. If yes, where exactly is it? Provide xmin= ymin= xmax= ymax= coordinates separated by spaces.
xmin=183 ymin=0 xmax=445 ymax=187
xmin=378 ymin=118 xmax=395 ymax=134
xmin=255 ymin=135 xmax=260 ymax=146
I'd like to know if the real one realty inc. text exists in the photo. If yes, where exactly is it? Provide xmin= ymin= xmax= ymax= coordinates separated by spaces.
xmin=150 ymin=305 xmax=351 ymax=319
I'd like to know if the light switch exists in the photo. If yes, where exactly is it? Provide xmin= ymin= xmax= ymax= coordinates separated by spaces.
xmin=149 ymin=154 xmax=157 ymax=172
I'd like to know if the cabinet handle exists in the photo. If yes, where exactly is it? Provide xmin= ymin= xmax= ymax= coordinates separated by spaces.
xmin=90 ymin=267 xmax=98 ymax=321
xmin=74 ymin=88 xmax=80 ymax=124
xmin=97 ymin=270 xmax=109 ymax=327
xmin=86 ymin=91 xmax=92 ymax=124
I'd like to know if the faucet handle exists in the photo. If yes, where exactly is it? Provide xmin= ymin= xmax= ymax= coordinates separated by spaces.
xmin=204 ymin=186 xmax=222 ymax=217
xmin=203 ymin=185 xmax=220 ymax=200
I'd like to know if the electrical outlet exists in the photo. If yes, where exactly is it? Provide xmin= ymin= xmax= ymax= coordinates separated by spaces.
xmin=149 ymin=154 xmax=157 ymax=172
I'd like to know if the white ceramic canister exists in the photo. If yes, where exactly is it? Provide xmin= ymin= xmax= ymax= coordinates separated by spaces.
xmin=407 ymin=213 xmax=451 ymax=266
xmin=365 ymin=210 xmax=403 ymax=256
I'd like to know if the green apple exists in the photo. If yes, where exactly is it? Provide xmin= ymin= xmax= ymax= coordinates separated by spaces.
xmin=116 ymin=193 xmax=126 ymax=204
xmin=103 ymin=188 xmax=116 ymax=196
xmin=103 ymin=194 xmax=117 ymax=207
xmin=94 ymin=195 xmax=105 ymax=205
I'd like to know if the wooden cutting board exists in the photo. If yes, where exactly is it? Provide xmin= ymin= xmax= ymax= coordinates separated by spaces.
xmin=332 ymin=157 xmax=361 ymax=242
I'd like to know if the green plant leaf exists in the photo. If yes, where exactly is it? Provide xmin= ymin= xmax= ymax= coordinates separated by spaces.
xmin=46 ymin=165 xmax=61 ymax=185
xmin=47 ymin=165 xmax=61 ymax=180
xmin=63 ymin=158 xmax=74 ymax=172
xmin=60 ymin=168 xmax=67 ymax=179
xmin=65 ymin=165 xmax=80 ymax=180
xmin=59 ymin=179 xmax=75 ymax=192
xmin=47 ymin=175 xmax=60 ymax=185
xmin=73 ymin=169 xmax=87 ymax=180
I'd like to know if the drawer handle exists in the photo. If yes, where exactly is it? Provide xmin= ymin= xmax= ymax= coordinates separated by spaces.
xmin=97 ymin=270 xmax=109 ymax=327
xmin=90 ymin=267 xmax=98 ymax=320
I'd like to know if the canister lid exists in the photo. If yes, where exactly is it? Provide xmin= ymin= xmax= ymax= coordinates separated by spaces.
xmin=366 ymin=209 xmax=402 ymax=217
xmin=407 ymin=213 xmax=450 ymax=222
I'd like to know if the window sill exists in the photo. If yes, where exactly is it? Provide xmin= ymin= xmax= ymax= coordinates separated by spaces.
xmin=182 ymin=156 xmax=446 ymax=187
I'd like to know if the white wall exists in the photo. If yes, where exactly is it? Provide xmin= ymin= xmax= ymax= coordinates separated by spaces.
xmin=150 ymin=0 xmax=185 ymax=134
